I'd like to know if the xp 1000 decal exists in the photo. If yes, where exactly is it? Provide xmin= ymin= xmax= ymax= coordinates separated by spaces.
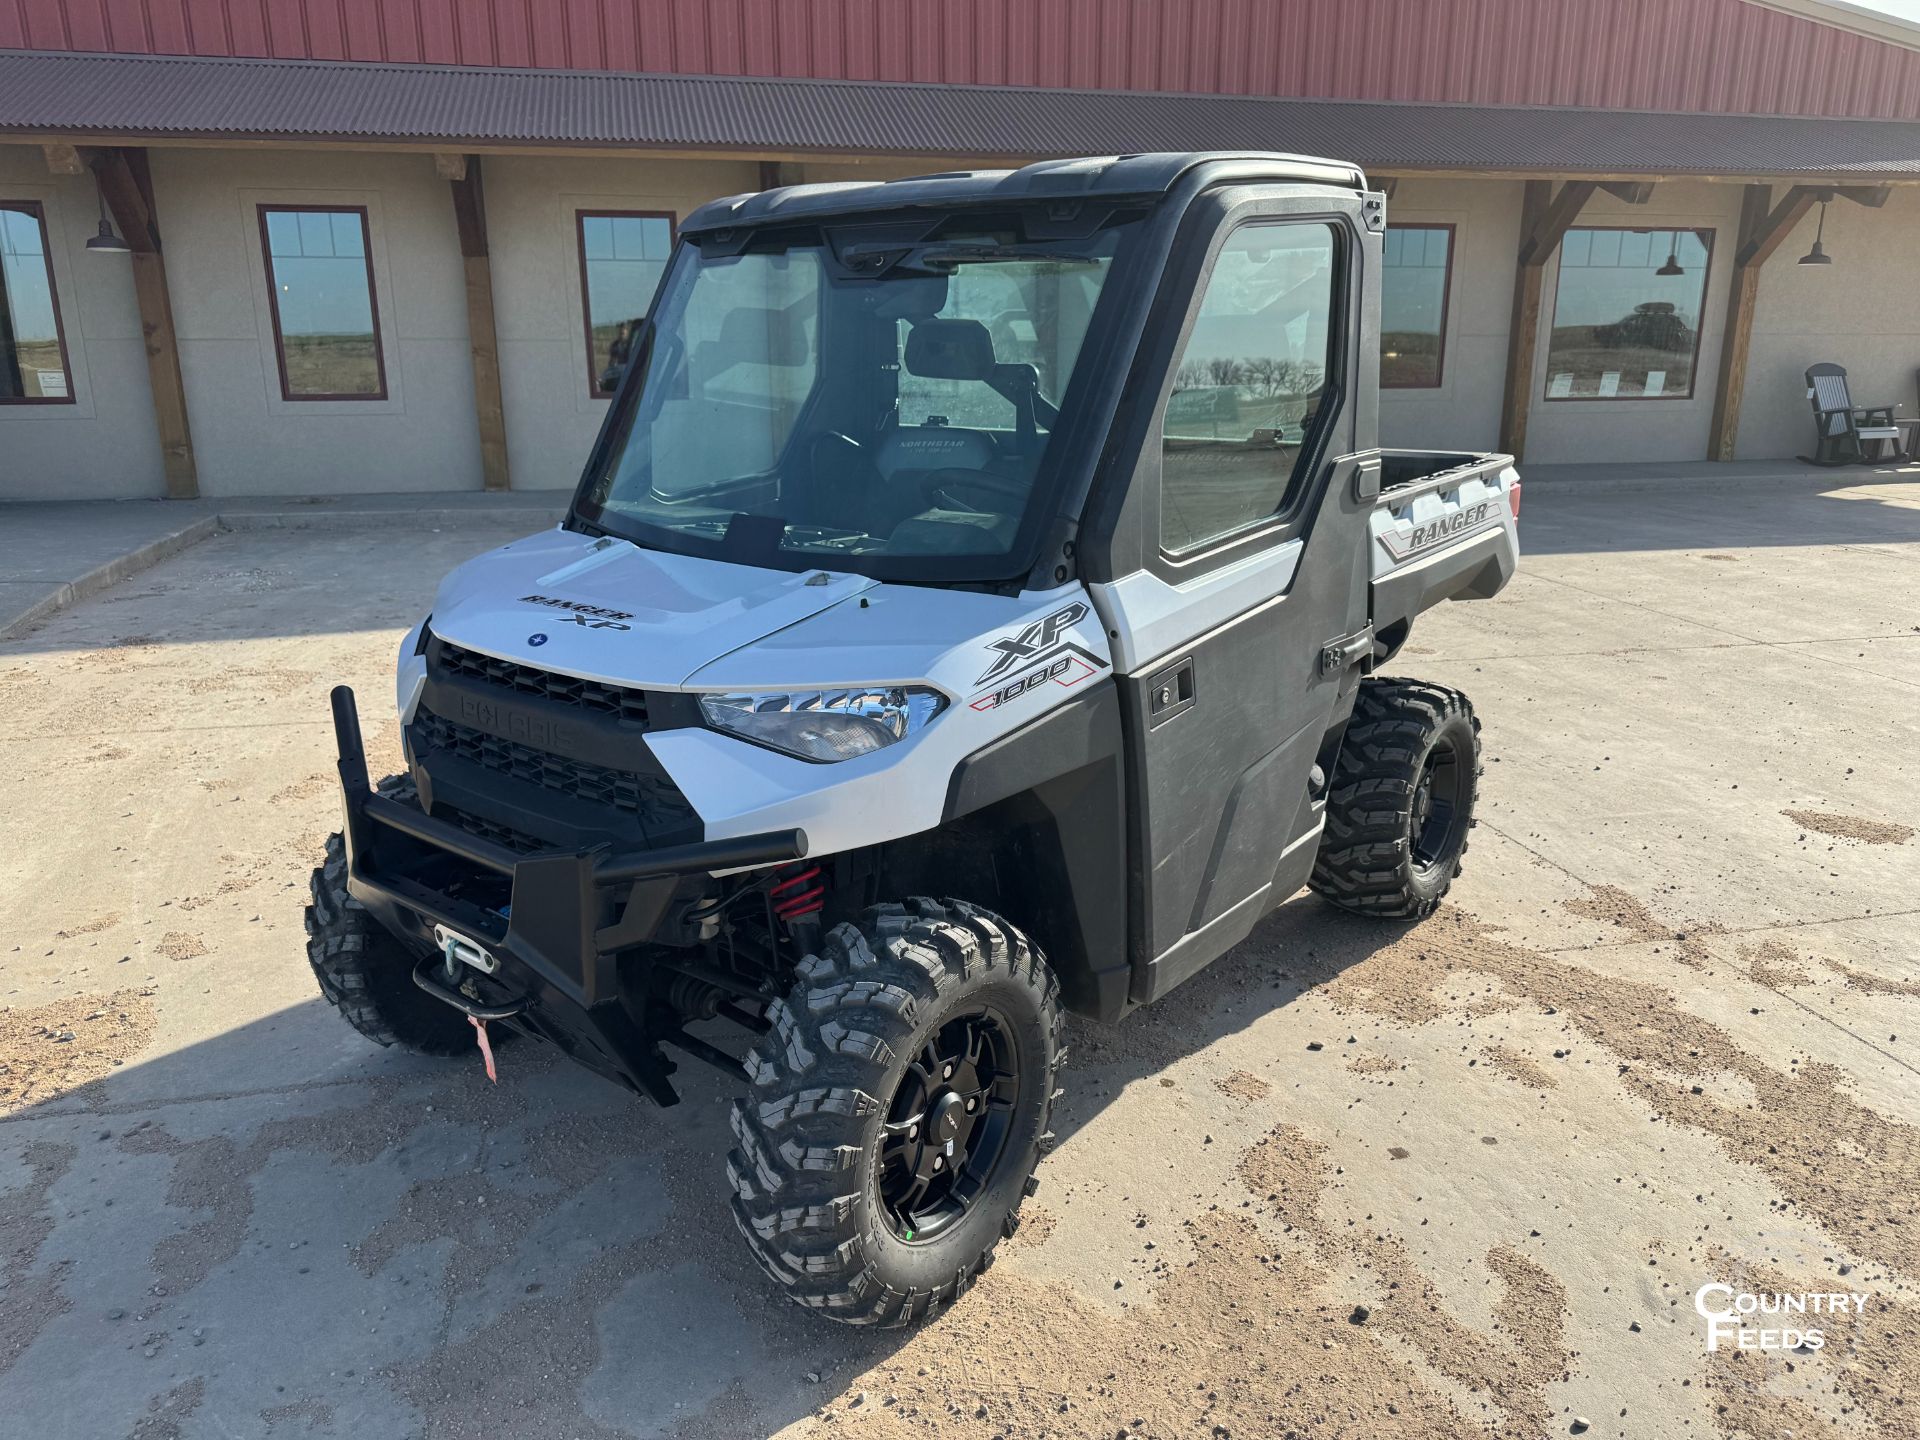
xmin=970 ymin=601 xmax=1109 ymax=712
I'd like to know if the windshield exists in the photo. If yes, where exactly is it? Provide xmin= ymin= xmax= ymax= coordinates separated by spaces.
xmin=573 ymin=214 xmax=1136 ymax=582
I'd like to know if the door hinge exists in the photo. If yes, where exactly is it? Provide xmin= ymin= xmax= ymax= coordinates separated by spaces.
xmin=1319 ymin=625 xmax=1374 ymax=676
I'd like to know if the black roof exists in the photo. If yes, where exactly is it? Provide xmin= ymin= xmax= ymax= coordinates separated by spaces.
xmin=679 ymin=152 xmax=1368 ymax=233
xmin=5 ymin=50 xmax=1920 ymax=182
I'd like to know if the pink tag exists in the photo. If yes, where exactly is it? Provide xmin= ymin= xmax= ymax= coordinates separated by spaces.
xmin=470 ymin=1016 xmax=497 ymax=1084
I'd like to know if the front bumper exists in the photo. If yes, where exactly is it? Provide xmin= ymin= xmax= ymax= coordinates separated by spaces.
xmin=329 ymin=685 xmax=805 ymax=1102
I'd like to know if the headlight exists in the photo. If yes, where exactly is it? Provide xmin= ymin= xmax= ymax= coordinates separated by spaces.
xmin=697 ymin=687 xmax=947 ymax=763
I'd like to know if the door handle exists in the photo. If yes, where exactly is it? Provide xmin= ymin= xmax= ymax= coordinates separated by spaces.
xmin=1319 ymin=626 xmax=1374 ymax=676
xmin=1147 ymin=657 xmax=1196 ymax=728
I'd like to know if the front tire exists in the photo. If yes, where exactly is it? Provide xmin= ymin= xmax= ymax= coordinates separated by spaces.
xmin=305 ymin=775 xmax=477 ymax=1057
xmin=726 ymin=899 xmax=1063 ymax=1326
xmin=1310 ymin=677 xmax=1481 ymax=919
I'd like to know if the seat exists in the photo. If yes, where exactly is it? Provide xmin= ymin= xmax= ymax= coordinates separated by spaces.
xmin=1802 ymin=363 xmax=1901 ymax=466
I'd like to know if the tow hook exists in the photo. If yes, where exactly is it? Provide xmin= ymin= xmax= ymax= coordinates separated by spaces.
xmin=433 ymin=924 xmax=499 ymax=982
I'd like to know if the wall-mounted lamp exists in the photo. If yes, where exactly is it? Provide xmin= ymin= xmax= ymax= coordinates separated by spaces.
xmin=85 ymin=184 xmax=129 ymax=254
xmin=1797 ymin=199 xmax=1833 ymax=266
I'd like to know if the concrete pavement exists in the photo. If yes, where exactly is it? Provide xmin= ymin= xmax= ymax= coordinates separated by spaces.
xmin=1 ymin=480 xmax=1916 ymax=1439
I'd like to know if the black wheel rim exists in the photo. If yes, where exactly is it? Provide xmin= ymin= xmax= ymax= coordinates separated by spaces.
xmin=1409 ymin=735 xmax=1468 ymax=873
xmin=878 ymin=1006 xmax=1021 ymax=1243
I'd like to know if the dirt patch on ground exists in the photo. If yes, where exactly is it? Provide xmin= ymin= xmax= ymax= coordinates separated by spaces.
xmin=1818 ymin=957 xmax=1920 ymax=998
xmin=54 ymin=912 xmax=120 ymax=938
xmin=1347 ymin=1051 xmax=1404 ymax=1077
xmin=1562 ymin=884 xmax=1717 ymax=968
xmin=1001 ymin=1205 xmax=1057 ymax=1254
xmin=1214 ymin=1069 xmax=1271 ymax=1102
xmin=808 ymin=1127 xmax=1557 ymax=1437
xmin=0 ymin=1140 xmax=77 ymax=1376
xmin=155 ymin=931 xmax=208 ymax=962
xmin=1742 ymin=939 xmax=1813 ymax=989
xmin=0 ymin=988 xmax=159 ymax=1113
xmin=1304 ymin=906 xmax=1920 ymax=1274
xmin=1478 ymin=1043 xmax=1557 ymax=1089
xmin=1782 ymin=808 xmax=1915 ymax=845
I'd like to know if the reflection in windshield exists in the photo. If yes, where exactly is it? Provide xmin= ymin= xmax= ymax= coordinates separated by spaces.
xmin=576 ymin=223 xmax=1127 ymax=580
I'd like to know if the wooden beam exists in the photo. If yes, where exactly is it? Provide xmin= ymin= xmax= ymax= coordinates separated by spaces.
xmin=433 ymin=151 xmax=469 ymax=181
xmin=1707 ymin=184 xmax=1775 ymax=462
xmin=86 ymin=146 xmax=197 ymax=498
xmin=1736 ymin=185 xmax=1819 ymax=267
xmin=1833 ymin=184 xmax=1892 ymax=208
xmin=448 ymin=157 xmax=510 ymax=493
xmin=1596 ymin=180 xmax=1654 ymax=204
xmin=1372 ymin=175 xmax=1400 ymax=201
xmin=1516 ymin=179 xmax=1596 ymax=267
xmin=757 ymin=160 xmax=805 ymax=189
xmin=42 ymin=142 xmax=84 ymax=175
xmin=1500 ymin=180 xmax=1593 ymax=460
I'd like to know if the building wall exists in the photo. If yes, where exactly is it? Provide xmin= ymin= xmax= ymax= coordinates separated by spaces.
xmin=1740 ymin=186 xmax=1920 ymax=460
xmin=481 ymin=153 xmax=760 ymax=491
xmin=1377 ymin=178 xmax=1520 ymax=455
xmin=0 ymin=144 xmax=165 ymax=500
xmin=145 ymin=146 xmax=481 ymax=497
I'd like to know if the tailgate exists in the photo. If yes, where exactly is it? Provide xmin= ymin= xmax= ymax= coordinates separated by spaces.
xmin=1368 ymin=451 xmax=1519 ymax=632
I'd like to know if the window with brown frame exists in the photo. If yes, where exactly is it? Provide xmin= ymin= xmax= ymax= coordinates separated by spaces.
xmin=1544 ymin=227 xmax=1713 ymax=401
xmin=1380 ymin=223 xmax=1453 ymax=388
xmin=1 ymin=201 xmax=75 ymax=404
xmin=258 ymin=205 xmax=387 ymax=401
xmin=578 ymin=211 xmax=675 ymax=395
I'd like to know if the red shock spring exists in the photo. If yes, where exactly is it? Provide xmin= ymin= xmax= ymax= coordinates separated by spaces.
xmin=769 ymin=863 xmax=824 ymax=921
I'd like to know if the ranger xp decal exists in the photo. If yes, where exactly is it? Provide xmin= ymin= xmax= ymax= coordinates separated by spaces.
xmin=977 ymin=601 xmax=1093 ymax=685
xmin=1375 ymin=501 xmax=1502 ymax=563
xmin=520 ymin=593 xmax=635 ymax=624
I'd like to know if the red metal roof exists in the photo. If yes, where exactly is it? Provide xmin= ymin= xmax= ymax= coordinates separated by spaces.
xmin=6 ymin=50 xmax=1920 ymax=180
xmin=4 ymin=0 xmax=1919 ymax=121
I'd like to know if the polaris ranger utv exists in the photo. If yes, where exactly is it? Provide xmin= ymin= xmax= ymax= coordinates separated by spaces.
xmin=307 ymin=152 xmax=1519 ymax=1325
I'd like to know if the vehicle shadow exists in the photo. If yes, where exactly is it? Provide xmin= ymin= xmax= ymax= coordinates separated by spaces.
xmin=0 ymin=892 xmax=1394 ymax=1439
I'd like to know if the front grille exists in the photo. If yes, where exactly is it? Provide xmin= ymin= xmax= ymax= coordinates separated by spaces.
xmin=435 ymin=639 xmax=650 ymax=725
xmin=438 ymin=803 xmax=547 ymax=855
xmin=414 ymin=712 xmax=695 ymax=832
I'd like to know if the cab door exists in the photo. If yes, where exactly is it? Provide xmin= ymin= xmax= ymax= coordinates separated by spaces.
xmin=1082 ymin=190 xmax=1380 ymax=1005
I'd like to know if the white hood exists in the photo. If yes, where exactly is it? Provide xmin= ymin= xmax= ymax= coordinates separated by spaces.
xmin=426 ymin=530 xmax=877 ymax=689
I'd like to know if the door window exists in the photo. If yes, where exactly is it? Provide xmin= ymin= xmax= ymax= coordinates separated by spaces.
xmin=1160 ymin=224 xmax=1338 ymax=554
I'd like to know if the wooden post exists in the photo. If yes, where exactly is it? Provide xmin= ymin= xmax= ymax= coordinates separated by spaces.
xmin=448 ymin=157 xmax=510 ymax=492
xmin=1706 ymin=184 xmax=1819 ymax=461
xmin=758 ymin=161 xmax=805 ymax=189
xmin=88 ymin=147 xmax=198 ymax=499
xmin=1498 ymin=179 xmax=1594 ymax=461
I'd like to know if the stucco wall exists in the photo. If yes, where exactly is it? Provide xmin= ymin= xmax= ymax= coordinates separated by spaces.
xmin=1376 ymin=178 xmax=1520 ymax=455
xmin=0 ymin=144 xmax=165 ymax=500
xmin=146 ymin=146 xmax=481 ymax=497
xmin=1739 ymin=187 xmax=1920 ymax=460
xmin=480 ymin=154 xmax=762 ymax=491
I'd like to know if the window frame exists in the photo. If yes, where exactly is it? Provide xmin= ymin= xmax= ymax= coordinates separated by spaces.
xmin=255 ymin=203 xmax=388 ymax=403
xmin=1152 ymin=216 xmax=1350 ymax=564
xmin=0 ymin=199 xmax=77 ymax=407
xmin=1542 ymin=225 xmax=1714 ymax=404
xmin=1379 ymin=221 xmax=1454 ymax=390
xmin=575 ymin=208 xmax=677 ymax=399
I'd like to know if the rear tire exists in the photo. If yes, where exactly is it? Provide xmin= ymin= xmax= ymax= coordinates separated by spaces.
xmin=1310 ymin=677 xmax=1481 ymax=919
xmin=305 ymin=775 xmax=476 ymax=1057
xmin=726 ymin=899 xmax=1063 ymax=1326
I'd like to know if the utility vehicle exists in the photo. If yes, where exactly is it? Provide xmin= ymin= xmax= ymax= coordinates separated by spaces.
xmin=308 ymin=152 xmax=1519 ymax=1325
